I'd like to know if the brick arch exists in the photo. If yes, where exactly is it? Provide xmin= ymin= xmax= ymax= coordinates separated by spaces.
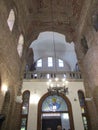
xmin=37 ymin=92 xmax=74 ymax=130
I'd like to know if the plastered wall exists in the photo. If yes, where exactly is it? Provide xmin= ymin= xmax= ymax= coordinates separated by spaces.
xmin=22 ymin=80 xmax=85 ymax=130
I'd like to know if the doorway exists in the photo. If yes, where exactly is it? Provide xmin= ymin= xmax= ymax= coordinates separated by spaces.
xmin=37 ymin=93 xmax=74 ymax=130
xmin=42 ymin=118 xmax=61 ymax=130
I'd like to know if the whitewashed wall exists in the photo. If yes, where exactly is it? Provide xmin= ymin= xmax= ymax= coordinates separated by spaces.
xmin=22 ymin=80 xmax=85 ymax=130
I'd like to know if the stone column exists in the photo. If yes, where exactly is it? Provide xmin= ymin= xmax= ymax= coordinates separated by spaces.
xmin=75 ymin=40 xmax=98 ymax=130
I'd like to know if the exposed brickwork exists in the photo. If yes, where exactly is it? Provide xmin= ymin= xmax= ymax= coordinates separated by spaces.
xmin=0 ymin=0 xmax=98 ymax=130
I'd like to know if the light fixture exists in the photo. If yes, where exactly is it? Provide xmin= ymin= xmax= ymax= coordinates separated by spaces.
xmin=1 ymin=84 xmax=8 ymax=94
xmin=46 ymin=1 xmax=69 ymax=95
xmin=47 ymin=78 xmax=69 ymax=95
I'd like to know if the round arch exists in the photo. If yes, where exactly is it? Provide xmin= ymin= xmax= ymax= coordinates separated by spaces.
xmin=27 ymin=24 xmax=74 ymax=44
xmin=37 ymin=92 xmax=74 ymax=130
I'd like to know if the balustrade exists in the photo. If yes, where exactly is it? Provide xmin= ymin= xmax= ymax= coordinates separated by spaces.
xmin=24 ymin=71 xmax=82 ymax=80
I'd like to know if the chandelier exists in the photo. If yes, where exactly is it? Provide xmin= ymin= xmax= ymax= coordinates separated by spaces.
xmin=47 ymin=78 xmax=69 ymax=95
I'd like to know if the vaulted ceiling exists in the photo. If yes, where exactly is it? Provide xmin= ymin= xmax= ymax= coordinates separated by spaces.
xmin=0 ymin=0 xmax=98 ymax=88
xmin=4 ymin=0 xmax=84 ymax=43
xmin=26 ymin=0 xmax=85 ymax=42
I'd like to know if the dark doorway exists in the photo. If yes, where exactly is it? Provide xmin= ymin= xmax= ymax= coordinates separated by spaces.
xmin=42 ymin=118 xmax=61 ymax=130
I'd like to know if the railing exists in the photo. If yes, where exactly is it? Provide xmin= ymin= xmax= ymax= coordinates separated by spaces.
xmin=24 ymin=71 xmax=82 ymax=80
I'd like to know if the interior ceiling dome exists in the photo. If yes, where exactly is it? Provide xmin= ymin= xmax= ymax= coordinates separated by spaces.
xmin=30 ymin=31 xmax=77 ymax=70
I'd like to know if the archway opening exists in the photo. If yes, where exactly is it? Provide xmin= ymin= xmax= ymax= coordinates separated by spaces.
xmin=38 ymin=93 xmax=74 ymax=130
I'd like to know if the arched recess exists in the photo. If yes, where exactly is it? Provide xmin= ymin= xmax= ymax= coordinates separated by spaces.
xmin=37 ymin=93 xmax=74 ymax=130
xmin=78 ymin=90 xmax=90 ymax=130
xmin=7 ymin=9 xmax=15 ymax=31
xmin=17 ymin=34 xmax=24 ymax=58
xmin=20 ymin=90 xmax=30 ymax=130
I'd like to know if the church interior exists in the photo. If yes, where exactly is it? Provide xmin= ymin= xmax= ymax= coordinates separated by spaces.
xmin=0 ymin=0 xmax=98 ymax=130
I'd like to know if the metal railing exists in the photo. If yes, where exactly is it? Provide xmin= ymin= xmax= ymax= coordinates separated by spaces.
xmin=24 ymin=71 xmax=82 ymax=80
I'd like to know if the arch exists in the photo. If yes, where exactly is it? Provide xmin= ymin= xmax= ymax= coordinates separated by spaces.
xmin=78 ymin=90 xmax=90 ymax=130
xmin=17 ymin=34 xmax=24 ymax=58
xmin=20 ymin=90 xmax=30 ymax=130
xmin=30 ymin=31 xmax=77 ymax=71
xmin=37 ymin=92 xmax=74 ymax=130
xmin=27 ymin=25 xmax=73 ymax=45
xmin=7 ymin=9 xmax=15 ymax=31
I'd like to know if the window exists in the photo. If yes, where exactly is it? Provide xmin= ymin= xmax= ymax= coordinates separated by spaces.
xmin=37 ymin=59 xmax=42 ymax=67
xmin=78 ymin=90 xmax=89 ymax=130
xmin=7 ymin=9 xmax=15 ymax=31
xmin=20 ymin=91 xmax=30 ymax=130
xmin=17 ymin=34 xmax=24 ymax=58
xmin=48 ymin=57 xmax=53 ymax=67
xmin=46 ymin=74 xmax=50 ymax=79
xmin=58 ymin=59 xmax=64 ymax=67
xmin=42 ymin=95 xmax=68 ymax=112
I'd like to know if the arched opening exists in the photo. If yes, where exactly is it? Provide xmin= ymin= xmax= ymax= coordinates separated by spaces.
xmin=29 ymin=31 xmax=77 ymax=75
xmin=78 ymin=90 xmax=89 ymax=130
xmin=7 ymin=9 xmax=15 ymax=31
xmin=20 ymin=90 xmax=30 ymax=130
xmin=17 ymin=34 xmax=24 ymax=58
xmin=37 ymin=93 xmax=74 ymax=130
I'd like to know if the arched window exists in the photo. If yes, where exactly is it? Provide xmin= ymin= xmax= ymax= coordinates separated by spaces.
xmin=7 ymin=9 xmax=15 ymax=31
xmin=37 ymin=59 xmax=42 ymax=67
xmin=17 ymin=34 xmax=24 ymax=58
xmin=78 ymin=90 xmax=89 ymax=130
xmin=20 ymin=90 xmax=30 ymax=130
xmin=48 ymin=57 xmax=53 ymax=67
xmin=38 ymin=93 xmax=74 ymax=130
xmin=58 ymin=59 xmax=64 ymax=67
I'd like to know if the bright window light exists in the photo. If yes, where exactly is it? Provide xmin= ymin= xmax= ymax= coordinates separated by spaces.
xmin=17 ymin=34 xmax=24 ymax=58
xmin=1 ymin=84 xmax=8 ymax=93
xmin=47 ymin=74 xmax=50 ymax=79
xmin=58 ymin=59 xmax=64 ymax=67
xmin=48 ymin=57 xmax=53 ymax=67
xmin=7 ymin=9 xmax=15 ymax=31
xmin=62 ymin=113 xmax=69 ymax=119
xmin=37 ymin=59 xmax=42 ymax=67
